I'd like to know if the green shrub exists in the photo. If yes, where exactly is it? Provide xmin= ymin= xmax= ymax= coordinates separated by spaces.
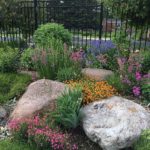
xmin=20 ymin=48 xmax=35 ymax=70
xmin=140 ymin=50 xmax=150 ymax=74
xmin=51 ymin=88 xmax=82 ymax=129
xmin=0 ymin=139 xmax=34 ymax=150
xmin=0 ymin=73 xmax=31 ymax=104
xmin=32 ymin=37 xmax=76 ymax=80
xmin=106 ymin=73 xmax=125 ymax=94
xmin=0 ymin=45 xmax=19 ymax=72
xmin=57 ymin=66 xmax=81 ymax=82
xmin=33 ymin=23 xmax=72 ymax=47
xmin=133 ymin=130 xmax=150 ymax=150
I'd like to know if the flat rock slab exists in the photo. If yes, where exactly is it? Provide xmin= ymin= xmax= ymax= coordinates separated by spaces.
xmin=81 ymin=68 xmax=113 ymax=81
xmin=10 ymin=79 xmax=67 ymax=119
xmin=80 ymin=96 xmax=150 ymax=150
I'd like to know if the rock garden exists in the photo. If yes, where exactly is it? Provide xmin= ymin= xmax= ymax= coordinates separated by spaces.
xmin=0 ymin=23 xmax=150 ymax=150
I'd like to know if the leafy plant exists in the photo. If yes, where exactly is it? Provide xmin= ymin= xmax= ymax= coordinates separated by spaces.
xmin=32 ymin=37 xmax=76 ymax=80
xmin=33 ymin=23 xmax=72 ymax=47
xmin=141 ymin=78 xmax=150 ymax=103
xmin=51 ymin=88 xmax=82 ymax=129
xmin=0 ymin=139 xmax=34 ymax=150
xmin=106 ymin=73 xmax=125 ymax=94
xmin=140 ymin=50 xmax=150 ymax=74
xmin=0 ymin=73 xmax=31 ymax=104
xmin=0 ymin=45 xmax=20 ymax=72
xmin=85 ymin=53 xmax=103 ymax=68
xmin=57 ymin=67 xmax=81 ymax=82
xmin=103 ymin=48 xmax=119 ymax=71
xmin=20 ymin=47 xmax=35 ymax=70
xmin=133 ymin=130 xmax=150 ymax=150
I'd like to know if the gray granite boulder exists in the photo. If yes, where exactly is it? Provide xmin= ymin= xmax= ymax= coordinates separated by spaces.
xmin=80 ymin=96 xmax=150 ymax=150
xmin=81 ymin=68 xmax=113 ymax=81
xmin=10 ymin=79 xmax=67 ymax=119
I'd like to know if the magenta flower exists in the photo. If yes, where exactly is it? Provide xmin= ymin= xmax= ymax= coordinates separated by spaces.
xmin=132 ymin=86 xmax=141 ymax=97
xmin=135 ymin=72 xmax=142 ymax=81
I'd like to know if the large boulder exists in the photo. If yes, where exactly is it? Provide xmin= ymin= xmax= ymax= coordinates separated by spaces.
xmin=81 ymin=68 xmax=113 ymax=81
xmin=10 ymin=79 xmax=67 ymax=119
xmin=80 ymin=96 xmax=150 ymax=150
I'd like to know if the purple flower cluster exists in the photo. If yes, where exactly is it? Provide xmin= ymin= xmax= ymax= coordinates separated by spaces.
xmin=87 ymin=40 xmax=116 ymax=56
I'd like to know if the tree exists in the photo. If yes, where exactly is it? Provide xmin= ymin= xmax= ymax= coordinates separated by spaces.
xmin=101 ymin=0 xmax=150 ymax=26
xmin=46 ymin=0 xmax=100 ymax=29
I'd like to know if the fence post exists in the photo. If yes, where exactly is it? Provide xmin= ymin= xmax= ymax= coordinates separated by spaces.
xmin=99 ymin=2 xmax=103 ymax=40
xmin=34 ymin=0 xmax=38 ymax=30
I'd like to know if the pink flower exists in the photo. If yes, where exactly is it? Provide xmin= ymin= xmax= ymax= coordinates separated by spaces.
xmin=132 ymin=86 xmax=141 ymax=97
xmin=135 ymin=72 xmax=142 ymax=81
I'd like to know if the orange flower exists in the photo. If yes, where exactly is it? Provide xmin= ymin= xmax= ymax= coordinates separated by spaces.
xmin=65 ymin=79 xmax=118 ymax=105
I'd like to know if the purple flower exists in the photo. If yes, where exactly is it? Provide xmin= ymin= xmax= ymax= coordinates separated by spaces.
xmin=122 ymin=76 xmax=131 ymax=85
xmin=135 ymin=72 xmax=142 ymax=81
xmin=132 ymin=86 xmax=141 ymax=97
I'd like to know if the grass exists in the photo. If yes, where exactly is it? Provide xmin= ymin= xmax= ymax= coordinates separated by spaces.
xmin=0 ymin=73 xmax=31 ymax=104
xmin=0 ymin=139 xmax=34 ymax=150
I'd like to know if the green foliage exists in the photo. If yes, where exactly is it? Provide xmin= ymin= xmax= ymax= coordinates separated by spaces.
xmin=33 ymin=23 xmax=72 ymax=47
xmin=112 ymin=30 xmax=130 ymax=54
xmin=140 ymin=50 xmax=150 ymax=74
xmin=57 ymin=67 xmax=81 ymax=82
xmin=0 ymin=45 xmax=20 ymax=72
xmin=51 ymin=88 xmax=82 ymax=129
xmin=0 ymin=73 xmax=31 ymax=104
xmin=86 ymin=54 xmax=103 ymax=69
xmin=102 ymin=0 xmax=150 ymax=26
xmin=20 ymin=48 xmax=35 ymax=70
xmin=133 ymin=130 xmax=150 ymax=150
xmin=46 ymin=0 xmax=99 ymax=29
xmin=104 ymin=48 xmax=119 ymax=71
xmin=141 ymin=79 xmax=150 ymax=103
xmin=32 ymin=37 xmax=77 ymax=80
xmin=106 ymin=73 xmax=124 ymax=93
xmin=0 ymin=139 xmax=34 ymax=150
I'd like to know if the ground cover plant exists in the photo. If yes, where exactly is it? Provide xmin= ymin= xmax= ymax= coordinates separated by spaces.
xmin=65 ymin=79 xmax=117 ymax=105
xmin=0 ymin=139 xmax=35 ymax=150
xmin=0 ymin=73 xmax=31 ymax=104
xmin=8 ymin=115 xmax=79 ymax=150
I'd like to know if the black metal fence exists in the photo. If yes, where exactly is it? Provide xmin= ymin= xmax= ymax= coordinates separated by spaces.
xmin=0 ymin=0 xmax=150 ymax=50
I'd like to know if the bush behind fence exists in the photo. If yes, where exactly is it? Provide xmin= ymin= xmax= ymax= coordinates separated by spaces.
xmin=0 ymin=0 xmax=150 ymax=50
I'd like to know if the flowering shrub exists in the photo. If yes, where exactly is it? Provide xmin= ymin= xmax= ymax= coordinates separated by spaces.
xmin=8 ymin=115 xmax=78 ymax=150
xmin=108 ymin=53 xmax=150 ymax=101
xmin=70 ymin=48 xmax=86 ymax=67
xmin=32 ymin=38 xmax=77 ymax=80
xmin=65 ymin=79 xmax=117 ymax=104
